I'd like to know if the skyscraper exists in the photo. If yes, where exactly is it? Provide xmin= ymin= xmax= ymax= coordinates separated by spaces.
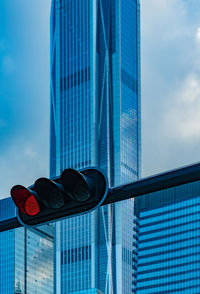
xmin=0 ymin=197 xmax=54 ymax=294
xmin=50 ymin=0 xmax=140 ymax=293
xmin=133 ymin=175 xmax=200 ymax=293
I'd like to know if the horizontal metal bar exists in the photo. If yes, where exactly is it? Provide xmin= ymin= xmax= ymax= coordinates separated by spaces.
xmin=102 ymin=162 xmax=200 ymax=206
xmin=1 ymin=162 xmax=200 ymax=232
xmin=0 ymin=217 xmax=21 ymax=233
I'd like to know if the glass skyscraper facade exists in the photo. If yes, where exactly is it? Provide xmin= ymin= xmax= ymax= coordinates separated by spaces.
xmin=0 ymin=197 xmax=54 ymax=294
xmin=50 ymin=0 xmax=140 ymax=293
xmin=133 ymin=180 xmax=200 ymax=293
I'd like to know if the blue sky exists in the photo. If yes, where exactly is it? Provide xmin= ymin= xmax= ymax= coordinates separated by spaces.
xmin=0 ymin=0 xmax=200 ymax=198
xmin=0 ymin=0 xmax=51 ymax=198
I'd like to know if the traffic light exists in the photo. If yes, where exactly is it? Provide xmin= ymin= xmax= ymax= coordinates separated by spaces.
xmin=10 ymin=168 xmax=108 ymax=227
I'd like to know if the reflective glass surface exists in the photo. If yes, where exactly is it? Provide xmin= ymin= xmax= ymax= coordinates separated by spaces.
xmin=0 ymin=198 xmax=54 ymax=293
xmin=133 ymin=181 xmax=200 ymax=293
xmin=50 ymin=0 xmax=140 ymax=293
xmin=1 ymin=179 xmax=200 ymax=293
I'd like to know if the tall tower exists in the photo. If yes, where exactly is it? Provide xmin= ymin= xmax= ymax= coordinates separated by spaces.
xmin=50 ymin=0 xmax=140 ymax=293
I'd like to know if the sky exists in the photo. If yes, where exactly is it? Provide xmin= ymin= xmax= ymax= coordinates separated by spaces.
xmin=141 ymin=0 xmax=200 ymax=176
xmin=0 ymin=0 xmax=200 ymax=198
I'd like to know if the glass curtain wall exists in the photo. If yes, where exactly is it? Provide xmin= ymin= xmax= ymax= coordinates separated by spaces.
xmin=50 ymin=0 xmax=141 ymax=293
xmin=0 ymin=198 xmax=54 ymax=294
xmin=133 ymin=181 xmax=200 ymax=293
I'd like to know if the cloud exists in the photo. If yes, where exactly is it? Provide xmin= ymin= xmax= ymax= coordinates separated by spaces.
xmin=195 ymin=27 xmax=200 ymax=42
xmin=0 ymin=0 xmax=51 ymax=199
xmin=141 ymin=0 xmax=200 ymax=177
xmin=165 ymin=75 xmax=200 ymax=143
xmin=24 ymin=146 xmax=37 ymax=158
xmin=0 ymin=138 xmax=49 ymax=199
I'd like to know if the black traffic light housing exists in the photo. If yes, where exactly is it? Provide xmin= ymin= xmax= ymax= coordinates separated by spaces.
xmin=11 ymin=168 xmax=108 ymax=228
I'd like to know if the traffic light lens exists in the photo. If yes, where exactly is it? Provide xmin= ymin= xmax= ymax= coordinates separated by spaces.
xmin=24 ymin=195 xmax=40 ymax=216
xmin=11 ymin=185 xmax=32 ymax=214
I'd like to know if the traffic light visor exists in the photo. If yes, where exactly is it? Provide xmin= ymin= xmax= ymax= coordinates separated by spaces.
xmin=34 ymin=178 xmax=66 ymax=209
xmin=60 ymin=169 xmax=92 ymax=202
xmin=11 ymin=185 xmax=40 ymax=216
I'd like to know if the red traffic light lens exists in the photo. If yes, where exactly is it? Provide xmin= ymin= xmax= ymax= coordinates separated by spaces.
xmin=10 ymin=185 xmax=40 ymax=216
xmin=24 ymin=195 xmax=40 ymax=216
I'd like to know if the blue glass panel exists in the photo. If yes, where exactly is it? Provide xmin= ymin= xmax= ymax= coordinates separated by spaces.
xmin=50 ymin=0 xmax=141 ymax=293
xmin=133 ymin=182 xmax=200 ymax=293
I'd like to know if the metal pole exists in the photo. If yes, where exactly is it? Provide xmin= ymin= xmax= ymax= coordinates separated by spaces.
xmin=0 ymin=217 xmax=21 ymax=232
xmin=1 ymin=162 xmax=200 ymax=232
